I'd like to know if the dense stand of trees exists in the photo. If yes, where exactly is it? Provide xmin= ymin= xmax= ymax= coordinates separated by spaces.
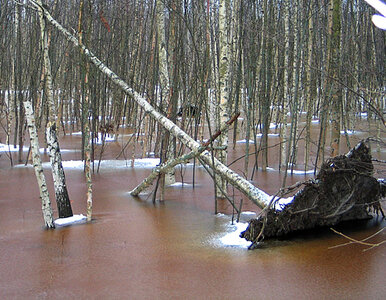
xmin=0 ymin=0 xmax=384 ymax=175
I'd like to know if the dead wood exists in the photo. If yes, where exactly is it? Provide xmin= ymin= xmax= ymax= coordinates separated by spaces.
xmin=241 ymin=141 xmax=385 ymax=249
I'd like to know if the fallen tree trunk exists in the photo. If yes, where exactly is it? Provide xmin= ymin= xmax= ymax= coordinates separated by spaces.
xmin=130 ymin=113 xmax=239 ymax=196
xmin=241 ymin=141 xmax=385 ymax=249
xmin=30 ymin=2 xmax=270 ymax=209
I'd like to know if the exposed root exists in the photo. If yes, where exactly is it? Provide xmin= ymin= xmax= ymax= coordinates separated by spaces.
xmin=241 ymin=141 xmax=385 ymax=248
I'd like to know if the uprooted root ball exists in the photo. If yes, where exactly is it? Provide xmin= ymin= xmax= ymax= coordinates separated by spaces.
xmin=241 ymin=141 xmax=385 ymax=246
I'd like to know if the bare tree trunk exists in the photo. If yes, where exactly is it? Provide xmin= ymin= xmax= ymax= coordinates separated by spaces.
xmin=304 ymin=0 xmax=315 ymax=170
xmin=32 ymin=4 xmax=270 ymax=209
xmin=216 ymin=0 xmax=231 ymax=197
xmin=36 ymin=0 xmax=73 ymax=218
xmin=24 ymin=100 xmax=55 ymax=229
xmin=327 ymin=0 xmax=342 ymax=157
xmin=78 ymin=0 xmax=93 ymax=221
xmin=280 ymin=0 xmax=291 ymax=170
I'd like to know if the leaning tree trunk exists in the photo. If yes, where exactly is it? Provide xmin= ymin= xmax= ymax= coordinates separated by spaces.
xmin=24 ymin=101 xmax=55 ymax=228
xmin=30 ymin=2 xmax=271 ymax=209
xmin=36 ymin=0 xmax=73 ymax=218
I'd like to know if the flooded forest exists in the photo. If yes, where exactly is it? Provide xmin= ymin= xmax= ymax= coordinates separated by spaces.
xmin=0 ymin=0 xmax=385 ymax=299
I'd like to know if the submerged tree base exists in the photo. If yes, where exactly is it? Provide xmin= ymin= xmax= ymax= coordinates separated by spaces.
xmin=241 ymin=141 xmax=385 ymax=249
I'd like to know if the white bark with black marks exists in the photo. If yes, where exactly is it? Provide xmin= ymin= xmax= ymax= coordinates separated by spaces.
xmin=24 ymin=101 xmax=55 ymax=228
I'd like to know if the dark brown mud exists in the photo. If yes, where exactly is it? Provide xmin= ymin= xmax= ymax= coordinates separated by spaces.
xmin=0 ymin=119 xmax=385 ymax=299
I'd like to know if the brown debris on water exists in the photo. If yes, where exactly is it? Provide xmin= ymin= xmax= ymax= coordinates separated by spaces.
xmin=241 ymin=141 xmax=385 ymax=249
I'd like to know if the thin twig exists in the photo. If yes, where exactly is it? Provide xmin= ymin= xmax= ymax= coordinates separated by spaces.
xmin=329 ymin=227 xmax=386 ymax=251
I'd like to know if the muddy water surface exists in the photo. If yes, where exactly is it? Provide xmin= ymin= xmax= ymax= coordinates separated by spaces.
xmin=0 ymin=122 xmax=385 ymax=299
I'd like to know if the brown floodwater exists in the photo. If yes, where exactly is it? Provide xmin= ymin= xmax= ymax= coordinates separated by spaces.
xmin=0 ymin=119 xmax=385 ymax=299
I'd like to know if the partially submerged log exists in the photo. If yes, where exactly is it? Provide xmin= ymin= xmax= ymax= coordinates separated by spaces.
xmin=241 ymin=141 xmax=385 ymax=248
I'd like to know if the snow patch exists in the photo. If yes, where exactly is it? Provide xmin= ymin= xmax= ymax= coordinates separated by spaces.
xmin=0 ymin=143 xmax=28 ymax=152
xmin=0 ymin=143 xmax=73 ymax=153
xmin=273 ymin=196 xmax=294 ymax=210
xmin=287 ymin=169 xmax=315 ymax=175
xmin=340 ymin=130 xmax=355 ymax=135
xmin=21 ymin=158 xmax=161 ymax=170
xmin=54 ymin=214 xmax=87 ymax=227
xmin=168 ymin=182 xmax=193 ymax=187
xmin=236 ymin=139 xmax=255 ymax=144
xmin=219 ymin=221 xmax=252 ymax=248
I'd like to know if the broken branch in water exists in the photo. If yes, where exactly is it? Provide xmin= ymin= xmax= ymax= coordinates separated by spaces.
xmin=329 ymin=227 xmax=386 ymax=251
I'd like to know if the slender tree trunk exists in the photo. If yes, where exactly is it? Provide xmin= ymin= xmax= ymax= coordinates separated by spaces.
xmin=304 ymin=0 xmax=315 ymax=170
xmin=280 ymin=0 xmax=291 ymax=170
xmin=327 ymin=0 xmax=342 ymax=157
xmin=216 ymin=0 xmax=230 ymax=197
xmin=78 ymin=0 xmax=93 ymax=221
xmin=24 ymin=101 xmax=55 ymax=229
xmin=36 ymin=0 xmax=73 ymax=218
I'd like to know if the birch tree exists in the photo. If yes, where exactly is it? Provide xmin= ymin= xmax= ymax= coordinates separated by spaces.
xmin=215 ymin=0 xmax=231 ymax=197
xmin=78 ymin=0 xmax=92 ymax=221
xmin=327 ymin=0 xmax=342 ymax=157
xmin=24 ymin=101 xmax=55 ymax=228
xmin=35 ymin=0 xmax=73 ymax=218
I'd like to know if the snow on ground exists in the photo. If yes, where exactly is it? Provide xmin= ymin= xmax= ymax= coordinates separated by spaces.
xmin=167 ymin=182 xmax=194 ymax=187
xmin=0 ymin=143 xmax=73 ymax=153
xmin=211 ymin=214 xmax=252 ymax=248
xmin=17 ymin=158 xmax=161 ymax=170
xmin=54 ymin=214 xmax=87 ymax=227
xmin=219 ymin=221 xmax=252 ymax=248
xmin=340 ymin=130 xmax=356 ymax=135
xmin=287 ymin=169 xmax=315 ymax=175
xmin=71 ymin=132 xmax=117 ymax=143
xmin=254 ymin=133 xmax=280 ymax=138
xmin=236 ymin=139 xmax=255 ymax=144
xmin=0 ymin=143 xmax=29 ymax=152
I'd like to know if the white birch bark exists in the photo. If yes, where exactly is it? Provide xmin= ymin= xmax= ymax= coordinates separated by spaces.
xmin=280 ymin=0 xmax=290 ymax=169
xmin=35 ymin=0 xmax=73 ymax=218
xmin=216 ymin=0 xmax=230 ymax=197
xmin=157 ymin=0 xmax=175 ymax=186
xmin=156 ymin=0 xmax=169 ymax=97
xmin=30 ymin=2 xmax=270 ymax=209
xmin=24 ymin=101 xmax=55 ymax=229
